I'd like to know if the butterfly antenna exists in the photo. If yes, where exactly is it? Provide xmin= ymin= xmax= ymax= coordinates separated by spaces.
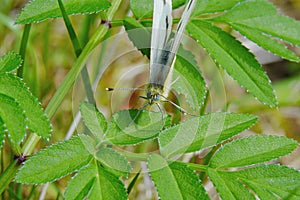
xmin=161 ymin=95 xmax=197 ymax=116
xmin=106 ymin=87 xmax=145 ymax=91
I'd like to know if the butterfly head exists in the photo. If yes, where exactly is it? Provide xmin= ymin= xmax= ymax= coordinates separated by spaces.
xmin=147 ymin=83 xmax=164 ymax=104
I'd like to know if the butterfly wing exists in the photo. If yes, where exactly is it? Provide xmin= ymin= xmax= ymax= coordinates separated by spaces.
xmin=149 ymin=0 xmax=173 ymax=87
xmin=169 ymin=0 xmax=196 ymax=55
xmin=150 ymin=0 xmax=196 ymax=91
xmin=162 ymin=0 xmax=197 ymax=95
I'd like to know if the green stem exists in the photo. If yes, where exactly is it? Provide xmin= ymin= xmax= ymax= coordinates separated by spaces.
xmin=22 ymin=133 xmax=40 ymax=155
xmin=0 ymin=0 xmax=123 ymax=195
xmin=46 ymin=0 xmax=122 ymax=119
xmin=57 ymin=0 xmax=96 ymax=105
xmin=200 ymin=90 xmax=209 ymax=115
xmin=121 ymin=151 xmax=149 ymax=161
xmin=17 ymin=24 xmax=31 ymax=78
xmin=182 ymin=162 xmax=208 ymax=171
xmin=0 ymin=160 xmax=18 ymax=195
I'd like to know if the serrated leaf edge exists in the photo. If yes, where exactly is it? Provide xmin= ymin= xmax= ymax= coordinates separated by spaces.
xmin=0 ymin=52 xmax=23 ymax=73
xmin=188 ymin=21 xmax=278 ymax=107
xmin=210 ymin=135 xmax=298 ymax=168
xmin=1 ymin=73 xmax=52 ymax=137
xmin=15 ymin=135 xmax=92 ymax=184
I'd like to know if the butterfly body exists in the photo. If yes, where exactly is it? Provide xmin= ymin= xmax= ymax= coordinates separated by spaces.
xmin=146 ymin=83 xmax=164 ymax=105
xmin=146 ymin=0 xmax=196 ymax=111
xmin=107 ymin=0 xmax=197 ymax=115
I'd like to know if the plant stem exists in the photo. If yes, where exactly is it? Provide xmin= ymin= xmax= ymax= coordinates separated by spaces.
xmin=181 ymin=162 xmax=208 ymax=171
xmin=0 ymin=0 xmax=123 ymax=195
xmin=0 ymin=160 xmax=18 ymax=195
xmin=121 ymin=151 xmax=149 ymax=161
xmin=17 ymin=24 xmax=31 ymax=78
xmin=57 ymin=0 xmax=96 ymax=105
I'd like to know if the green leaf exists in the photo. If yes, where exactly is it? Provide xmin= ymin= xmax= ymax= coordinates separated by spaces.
xmin=211 ymin=0 xmax=277 ymax=21
xmin=211 ymin=0 xmax=300 ymax=46
xmin=80 ymin=102 xmax=107 ymax=139
xmin=192 ymin=0 xmax=245 ymax=16
xmin=211 ymin=0 xmax=300 ymax=62
xmin=159 ymin=112 xmax=257 ymax=158
xmin=0 ymin=73 xmax=51 ymax=139
xmin=94 ymin=147 xmax=132 ymax=178
xmin=16 ymin=0 xmax=111 ymax=24
xmin=148 ymin=154 xmax=209 ymax=200
xmin=65 ymin=163 xmax=128 ymax=200
xmin=0 ymin=94 xmax=26 ymax=144
xmin=173 ymin=47 xmax=207 ymax=111
xmin=236 ymin=15 xmax=300 ymax=46
xmin=65 ymin=164 xmax=95 ymax=200
xmin=105 ymin=109 xmax=166 ymax=145
xmin=0 ymin=52 xmax=22 ymax=73
xmin=207 ymin=168 xmax=255 ymax=200
xmin=0 ymin=118 xmax=5 ymax=148
xmin=209 ymin=135 xmax=298 ymax=168
xmin=231 ymin=23 xmax=300 ymax=62
xmin=238 ymin=165 xmax=300 ymax=199
xmin=208 ymin=165 xmax=300 ymax=200
xmin=187 ymin=20 xmax=277 ymax=107
xmin=130 ymin=0 xmax=186 ymax=19
xmin=123 ymin=17 xmax=151 ymax=59
xmin=15 ymin=135 xmax=93 ymax=184
xmin=88 ymin=163 xmax=128 ymax=200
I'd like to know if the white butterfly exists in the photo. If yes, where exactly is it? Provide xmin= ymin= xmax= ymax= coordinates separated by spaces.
xmin=107 ymin=0 xmax=196 ymax=115
xmin=145 ymin=0 xmax=196 ymax=114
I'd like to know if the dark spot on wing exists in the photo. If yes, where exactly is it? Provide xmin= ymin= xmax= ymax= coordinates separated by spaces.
xmin=166 ymin=16 xmax=169 ymax=29
xmin=177 ymin=21 xmax=182 ymax=31
xmin=187 ymin=0 xmax=193 ymax=9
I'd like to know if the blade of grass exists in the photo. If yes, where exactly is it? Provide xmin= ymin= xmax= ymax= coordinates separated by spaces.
xmin=0 ymin=160 xmax=18 ymax=196
xmin=57 ymin=0 xmax=96 ymax=105
xmin=127 ymin=171 xmax=140 ymax=194
xmin=17 ymin=24 xmax=31 ymax=78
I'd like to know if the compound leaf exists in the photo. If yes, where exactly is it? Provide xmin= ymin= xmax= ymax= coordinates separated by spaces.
xmin=159 ymin=112 xmax=257 ymax=158
xmin=65 ymin=163 xmax=128 ymax=200
xmin=16 ymin=0 xmax=111 ymax=24
xmin=208 ymin=168 xmax=255 ymax=200
xmin=88 ymin=163 xmax=128 ymax=200
xmin=148 ymin=154 xmax=209 ymax=200
xmin=16 ymin=135 xmax=93 ymax=184
xmin=0 ymin=73 xmax=51 ymax=139
xmin=208 ymin=165 xmax=300 ymax=200
xmin=187 ymin=20 xmax=277 ymax=107
xmin=211 ymin=0 xmax=300 ymax=62
xmin=210 ymin=135 xmax=298 ymax=168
